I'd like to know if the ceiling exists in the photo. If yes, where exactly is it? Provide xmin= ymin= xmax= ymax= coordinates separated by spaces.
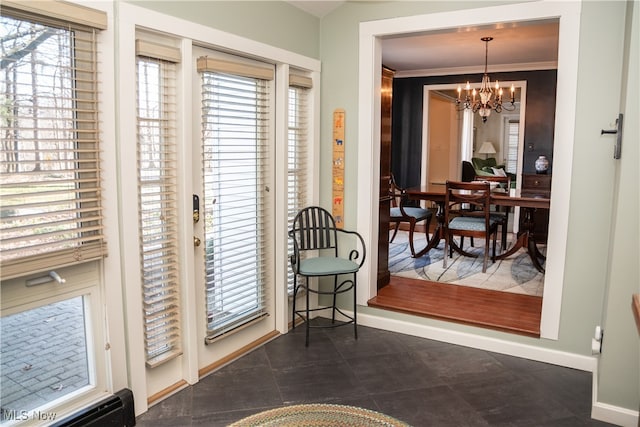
xmin=286 ymin=1 xmax=345 ymax=18
xmin=382 ymin=20 xmax=559 ymax=77
xmin=286 ymin=1 xmax=559 ymax=78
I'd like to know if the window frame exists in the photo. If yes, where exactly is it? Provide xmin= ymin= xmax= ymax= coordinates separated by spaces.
xmin=196 ymin=60 xmax=273 ymax=342
xmin=0 ymin=2 xmax=122 ymax=422
xmin=0 ymin=8 xmax=107 ymax=280
xmin=136 ymin=48 xmax=183 ymax=368
xmin=115 ymin=2 xmax=320 ymax=413
xmin=287 ymin=80 xmax=312 ymax=295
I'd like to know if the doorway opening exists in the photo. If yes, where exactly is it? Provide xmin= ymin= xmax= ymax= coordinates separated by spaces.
xmin=357 ymin=2 xmax=581 ymax=340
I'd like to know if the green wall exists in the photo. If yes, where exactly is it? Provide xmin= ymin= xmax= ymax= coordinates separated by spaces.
xmin=123 ymin=0 xmax=638 ymax=413
xmin=597 ymin=0 xmax=639 ymax=412
xmin=125 ymin=0 xmax=320 ymax=59
xmin=319 ymin=0 xmax=637 ymax=413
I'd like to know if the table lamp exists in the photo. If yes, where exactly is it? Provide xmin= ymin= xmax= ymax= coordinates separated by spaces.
xmin=477 ymin=141 xmax=496 ymax=159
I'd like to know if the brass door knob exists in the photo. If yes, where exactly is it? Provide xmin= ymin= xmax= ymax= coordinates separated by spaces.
xmin=193 ymin=236 xmax=201 ymax=247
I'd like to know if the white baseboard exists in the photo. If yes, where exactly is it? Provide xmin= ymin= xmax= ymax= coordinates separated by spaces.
xmin=353 ymin=311 xmax=597 ymax=371
xmin=591 ymin=362 xmax=640 ymax=427
xmin=591 ymin=402 xmax=639 ymax=427
xmin=321 ymin=311 xmax=639 ymax=426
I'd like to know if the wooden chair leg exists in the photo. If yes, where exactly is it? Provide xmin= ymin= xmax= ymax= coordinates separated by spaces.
xmin=493 ymin=233 xmax=497 ymax=259
xmin=443 ymin=233 xmax=449 ymax=268
xmin=482 ymin=236 xmax=490 ymax=273
xmin=424 ymin=216 xmax=432 ymax=242
xmin=389 ymin=222 xmax=400 ymax=242
xmin=501 ymin=223 xmax=508 ymax=250
xmin=408 ymin=220 xmax=417 ymax=256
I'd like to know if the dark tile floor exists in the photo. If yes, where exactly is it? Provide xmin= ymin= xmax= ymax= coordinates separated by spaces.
xmin=136 ymin=319 xmax=612 ymax=426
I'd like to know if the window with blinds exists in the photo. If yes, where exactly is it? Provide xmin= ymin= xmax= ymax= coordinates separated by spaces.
xmin=197 ymin=56 xmax=272 ymax=341
xmin=505 ymin=120 xmax=520 ymax=174
xmin=136 ymin=42 xmax=182 ymax=367
xmin=0 ymin=10 xmax=106 ymax=280
xmin=287 ymin=77 xmax=311 ymax=295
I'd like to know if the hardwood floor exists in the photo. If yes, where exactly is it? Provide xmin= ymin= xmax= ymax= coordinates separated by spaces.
xmin=368 ymin=275 xmax=542 ymax=337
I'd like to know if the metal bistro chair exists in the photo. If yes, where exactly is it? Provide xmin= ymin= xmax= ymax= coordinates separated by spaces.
xmin=289 ymin=206 xmax=366 ymax=346
xmin=443 ymin=181 xmax=500 ymax=273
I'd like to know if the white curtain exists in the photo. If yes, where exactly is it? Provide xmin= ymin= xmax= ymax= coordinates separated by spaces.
xmin=460 ymin=109 xmax=475 ymax=161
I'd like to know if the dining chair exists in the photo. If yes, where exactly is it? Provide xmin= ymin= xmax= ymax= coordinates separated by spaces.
xmin=289 ymin=206 xmax=366 ymax=346
xmin=389 ymin=174 xmax=433 ymax=257
xmin=443 ymin=181 xmax=500 ymax=273
xmin=474 ymin=175 xmax=511 ymax=250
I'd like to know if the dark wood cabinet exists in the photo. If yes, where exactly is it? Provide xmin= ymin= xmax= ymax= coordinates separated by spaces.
xmin=520 ymin=174 xmax=551 ymax=241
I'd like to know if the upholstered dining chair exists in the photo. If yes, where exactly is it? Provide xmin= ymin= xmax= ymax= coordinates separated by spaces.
xmin=289 ymin=206 xmax=366 ymax=346
xmin=389 ymin=174 xmax=433 ymax=257
xmin=474 ymin=174 xmax=511 ymax=250
xmin=461 ymin=160 xmax=477 ymax=183
xmin=443 ymin=181 xmax=500 ymax=273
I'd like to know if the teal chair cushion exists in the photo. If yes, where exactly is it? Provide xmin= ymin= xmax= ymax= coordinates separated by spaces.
xmin=390 ymin=206 xmax=432 ymax=221
xmin=449 ymin=216 xmax=500 ymax=232
xmin=299 ymin=257 xmax=360 ymax=276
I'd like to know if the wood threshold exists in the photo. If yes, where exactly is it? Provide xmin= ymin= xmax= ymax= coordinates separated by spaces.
xmin=368 ymin=276 xmax=542 ymax=337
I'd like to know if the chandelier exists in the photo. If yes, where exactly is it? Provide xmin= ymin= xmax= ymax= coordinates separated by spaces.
xmin=456 ymin=37 xmax=516 ymax=122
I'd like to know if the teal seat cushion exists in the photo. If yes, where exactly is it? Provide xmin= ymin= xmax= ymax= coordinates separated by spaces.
xmin=449 ymin=216 xmax=500 ymax=232
xmin=390 ymin=206 xmax=432 ymax=220
xmin=299 ymin=257 xmax=360 ymax=276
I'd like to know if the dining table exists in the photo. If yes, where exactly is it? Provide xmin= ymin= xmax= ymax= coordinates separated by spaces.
xmin=405 ymin=183 xmax=551 ymax=273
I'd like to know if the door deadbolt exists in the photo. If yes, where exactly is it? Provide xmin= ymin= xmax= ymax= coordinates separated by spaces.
xmin=193 ymin=236 xmax=201 ymax=247
xmin=193 ymin=195 xmax=200 ymax=223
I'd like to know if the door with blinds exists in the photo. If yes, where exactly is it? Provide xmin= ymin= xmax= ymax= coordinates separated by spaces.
xmin=192 ymin=47 xmax=276 ymax=367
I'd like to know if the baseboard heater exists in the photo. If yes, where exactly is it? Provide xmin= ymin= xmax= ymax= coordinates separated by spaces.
xmin=52 ymin=389 xmax=135 ymax=427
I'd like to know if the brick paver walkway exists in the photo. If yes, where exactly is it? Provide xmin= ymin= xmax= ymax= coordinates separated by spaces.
xmin=1 ymin=297 xmax=90 ymax=419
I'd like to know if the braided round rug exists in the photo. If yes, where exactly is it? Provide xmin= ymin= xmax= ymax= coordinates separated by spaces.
xmin=229 ymin=404 xmax=411 ymax=427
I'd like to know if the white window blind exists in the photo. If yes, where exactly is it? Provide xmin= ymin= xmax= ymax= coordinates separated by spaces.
xmin=136 ymin=43 xmax=182 ymax=367
xmin=505 ymin=120 xmax=520 ymax=174
xmin=0 ymin=9 xmax=106 ymax=280
xmin=198 ymin=57 xmax=272 ymax=341
xmin=287 ymin=79 xmax=310 ymax=295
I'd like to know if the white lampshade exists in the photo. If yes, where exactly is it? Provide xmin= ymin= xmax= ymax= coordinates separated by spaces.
xmin=478 ymin=141 xmax=496 ymax=155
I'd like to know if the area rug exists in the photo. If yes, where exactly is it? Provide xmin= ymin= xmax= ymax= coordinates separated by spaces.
xmin=229 ymin=404 xmax=410 ymax=427
xmin=389 ymin=230 xmax=545 ymax=297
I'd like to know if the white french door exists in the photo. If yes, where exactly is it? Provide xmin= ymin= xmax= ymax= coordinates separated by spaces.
xmin=191 ymin=46 xmax=276 ymax=369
